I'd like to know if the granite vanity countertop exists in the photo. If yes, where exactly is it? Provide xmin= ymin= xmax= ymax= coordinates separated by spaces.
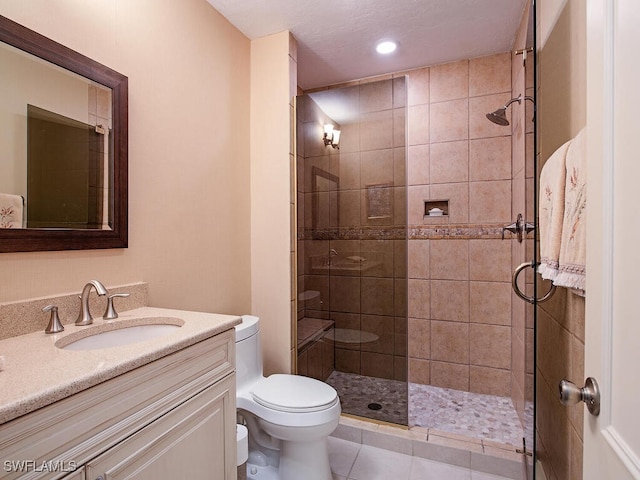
xmin=0 ymin=306 xmax=241 ymax=425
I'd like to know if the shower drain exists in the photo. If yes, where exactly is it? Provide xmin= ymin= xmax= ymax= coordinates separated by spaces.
xmin=367 ymin=402 xmax=382 ymax=410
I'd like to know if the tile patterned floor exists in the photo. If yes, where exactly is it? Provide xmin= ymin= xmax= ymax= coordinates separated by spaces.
xmin=409 ymin=383 xmax=525 ymax=447
xmin=328 ymin=437 xmax=515 ymax=480
xmin=326 ymin=371 xmax=408 ymax=425
xmin=326 ymin=371 xmax=525 ymax=447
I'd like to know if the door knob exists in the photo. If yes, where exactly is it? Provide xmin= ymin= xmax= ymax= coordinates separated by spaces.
xmin=559 ymin=377 xmax=600 ymax=416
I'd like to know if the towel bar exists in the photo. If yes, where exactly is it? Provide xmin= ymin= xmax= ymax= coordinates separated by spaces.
xmin=512 ymin=261 xmax=557 ymax=304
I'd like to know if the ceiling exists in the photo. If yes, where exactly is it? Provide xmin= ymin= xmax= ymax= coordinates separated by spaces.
xmin=205 ymin=0 xmax=530 ymax=91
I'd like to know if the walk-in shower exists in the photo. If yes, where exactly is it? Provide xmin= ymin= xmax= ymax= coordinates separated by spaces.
xmin=294 ymin=42 xmax=535 ymax=462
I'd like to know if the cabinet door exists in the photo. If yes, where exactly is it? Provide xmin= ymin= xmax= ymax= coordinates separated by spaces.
xmin=61 ymin=467 xmax=84 ymax=480
xmin=85 ymin=375 xmax=236 ymax=480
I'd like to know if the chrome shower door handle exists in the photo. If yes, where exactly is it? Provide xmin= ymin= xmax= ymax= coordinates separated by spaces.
xmin=512 ymin=261 xmax=557 ymax=304
xmin=502 ymin=221 xmax=520 ymax=240
xmin=502 ymin=213 xmax=534 ymax=242
xmin=502 ymin=213 xmax=524 ymax=241
xmin=559 ymin=378 xmax=601 ymax=416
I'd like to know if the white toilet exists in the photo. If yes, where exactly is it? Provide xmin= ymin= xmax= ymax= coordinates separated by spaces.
xmin=235 ymin=315 xmax=341 ymax=480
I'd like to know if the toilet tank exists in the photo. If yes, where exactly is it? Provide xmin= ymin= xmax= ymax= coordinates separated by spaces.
xmin=235 ymin=315 xmax=264 ymax=390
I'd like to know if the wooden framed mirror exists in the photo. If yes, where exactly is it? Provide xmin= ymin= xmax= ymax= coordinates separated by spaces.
xmin=0 ymin=14 xmax=128 ymax=252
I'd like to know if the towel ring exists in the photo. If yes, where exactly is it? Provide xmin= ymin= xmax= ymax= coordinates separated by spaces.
xmin=512 ymin=261 xmax=557 ymax=304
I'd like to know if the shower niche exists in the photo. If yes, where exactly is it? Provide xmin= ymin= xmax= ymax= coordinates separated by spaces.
xmin=423 ymin=199 xmax=449 ymax=218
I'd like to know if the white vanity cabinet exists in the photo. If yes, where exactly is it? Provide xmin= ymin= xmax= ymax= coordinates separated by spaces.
xmin=85 ymin=376 xmax=234 ymax=479
xmin=0 ymin=329 xmax=237 ymax=480
xmin=59 ymin=469 xmax=83 ymax=480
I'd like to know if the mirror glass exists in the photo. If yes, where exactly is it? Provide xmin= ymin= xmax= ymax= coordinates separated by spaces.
xmin=1 ymin=41 xmax=113 ymax=230
xmin=311 ymin=166 xmax=339 ymax=229
xmin=0 ymin=15 xmax=128 ymax=252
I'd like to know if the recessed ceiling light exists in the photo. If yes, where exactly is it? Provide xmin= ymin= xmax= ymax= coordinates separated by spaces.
xmin=376 ymin=40 xmax=397 ymax=55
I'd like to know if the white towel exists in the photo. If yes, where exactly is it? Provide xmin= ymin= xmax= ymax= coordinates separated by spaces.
xmin=538 ymin=139 xmax=570 ymax=282
xmin=0 ymin=193 xmax=24 ymax=228
xmin=556 ymin=128 xmax=586 ymax=296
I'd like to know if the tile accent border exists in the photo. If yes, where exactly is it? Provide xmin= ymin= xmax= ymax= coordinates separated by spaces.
xmin=331 ymin=415 xmax=524 ymax=480
xmin=0 ymin=282 xmax=148 ymax=340
xmin=300 ymin=225 xmax=529 ymax=241
xmin=409 ymin=224 xmax=518 ymax=240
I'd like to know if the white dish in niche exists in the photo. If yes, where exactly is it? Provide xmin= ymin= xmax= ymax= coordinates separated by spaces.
xmin=428 ymin=208 xmax=444 ymax=216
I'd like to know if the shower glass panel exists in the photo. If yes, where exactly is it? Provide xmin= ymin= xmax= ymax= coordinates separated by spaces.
xmin=295 ymin=77 xmax=409 ymax=425
xmin=525 ymin=1 xmax=536 ymax=471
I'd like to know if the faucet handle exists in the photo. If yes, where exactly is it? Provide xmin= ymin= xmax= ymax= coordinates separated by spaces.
xmin=103 ymin=293 xmax=130 ymax=320
xmin=43 ymin=305 xmax=64 ymax=334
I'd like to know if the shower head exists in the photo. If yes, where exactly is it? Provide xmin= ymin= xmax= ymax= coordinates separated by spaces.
xmin=486 ymin=107 xmax=510 ymax=126
xmin=485 ymin=94 xmax=524 ymax=126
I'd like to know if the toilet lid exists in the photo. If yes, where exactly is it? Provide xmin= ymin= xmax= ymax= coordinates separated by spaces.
xmin=251 ymin=374 xmax=338 ymax=413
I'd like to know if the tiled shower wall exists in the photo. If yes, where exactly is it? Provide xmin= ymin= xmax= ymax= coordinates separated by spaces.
xmin=297 ymin=51 xmax=526 ymax=399
xmin=405 ymin=52 xmax=516 ymax=397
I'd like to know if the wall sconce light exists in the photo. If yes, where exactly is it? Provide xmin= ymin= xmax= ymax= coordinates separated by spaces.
xmin=323 ymin=124 xmax=340 ymax=149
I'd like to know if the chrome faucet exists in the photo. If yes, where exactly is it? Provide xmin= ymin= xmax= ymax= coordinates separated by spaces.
xmin=76 ymin=280 xmax=108 ymax=326
xmin=325 ymin=248 xmax=338 ymax=266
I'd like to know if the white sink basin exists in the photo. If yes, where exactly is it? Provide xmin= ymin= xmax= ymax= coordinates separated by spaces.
xmin=56 ymin=317 xmax=184 ymax=351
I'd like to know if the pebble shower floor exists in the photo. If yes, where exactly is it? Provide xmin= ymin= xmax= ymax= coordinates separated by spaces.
xmin=326 ymin=371 xmax=525 ymax=447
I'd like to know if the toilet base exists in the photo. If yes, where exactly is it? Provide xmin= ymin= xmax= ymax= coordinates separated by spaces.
xmin=278 ymin=437 xmax=332 ymax=480
xmin=243 ymin=433 xmax=333 ymax=480
xmin=245 ymin=462 xmax=279 ymax=480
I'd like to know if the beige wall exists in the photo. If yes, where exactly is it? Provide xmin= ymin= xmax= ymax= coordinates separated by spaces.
xmin=538 ymin=0 xmax=586 ymax=158
xmin=536 ymin=0 xmax=586 ymax=478
xmin=0 ymin=1 xmax=252 ymax=315
xmin=250 ymin=31 xmax=297 ymax=375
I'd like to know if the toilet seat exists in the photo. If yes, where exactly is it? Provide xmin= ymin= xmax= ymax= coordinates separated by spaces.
xmin=251 ymin=374 xmax=338 ymax=413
